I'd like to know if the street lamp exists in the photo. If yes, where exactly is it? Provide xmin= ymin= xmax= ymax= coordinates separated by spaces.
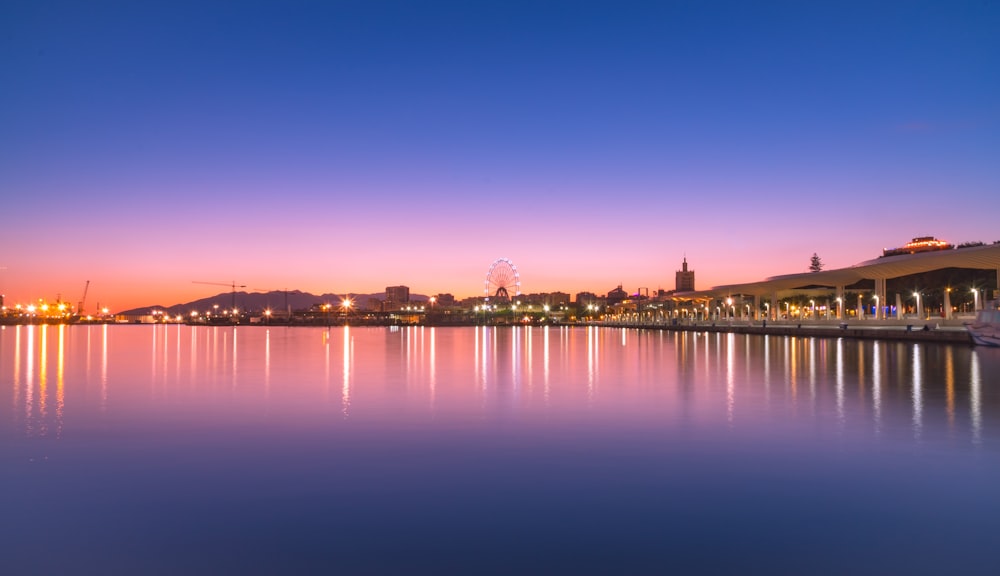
xmin=972 ymin=287 xmax=979 ymax=311
xmin=809 ymin=299 xmax=815 ymax=320
xmin=913 ymin=291 xmax=921 ymax=319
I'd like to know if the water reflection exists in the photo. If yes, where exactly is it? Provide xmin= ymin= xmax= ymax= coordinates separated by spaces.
xmin=342 ymin=325 xmax=352 ymax=416
xmin=836 ymin=338 xmax=845 ymax=425
xmin=971 ymin=351 xmax=982 ymax=444
xmin=0 ymin=326 xmax=996 ymax=449
xmin=912 ymin=344 xmax=923 ymax=440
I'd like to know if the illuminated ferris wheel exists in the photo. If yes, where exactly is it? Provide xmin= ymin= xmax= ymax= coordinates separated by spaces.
xmin=485 ymin=258 xmax=520 ymax=303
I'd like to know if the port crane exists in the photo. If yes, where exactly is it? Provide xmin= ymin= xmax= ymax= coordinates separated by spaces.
xmin=193 ymin=280 xmax=246 ymax=310
xmin=78 ymin=280 xmax=90 ymax=315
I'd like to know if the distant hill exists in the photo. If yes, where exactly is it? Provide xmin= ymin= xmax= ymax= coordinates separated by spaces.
xmin=118 ymin=290 xmax=428 ymax=316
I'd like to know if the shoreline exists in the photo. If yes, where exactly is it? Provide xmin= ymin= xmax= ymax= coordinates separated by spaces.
xmin=600 ymin=319 xmax=975 ymax=345
xmin=1 ymin=318 xmax=978 ymax=346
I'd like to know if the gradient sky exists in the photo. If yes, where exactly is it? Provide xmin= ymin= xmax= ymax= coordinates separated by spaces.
xmin=2 ymin=0 xmax=998 ymax=311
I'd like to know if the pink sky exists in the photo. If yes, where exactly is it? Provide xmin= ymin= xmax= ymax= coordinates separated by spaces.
xmin=2 ymin=2 xmax=996 ymax=311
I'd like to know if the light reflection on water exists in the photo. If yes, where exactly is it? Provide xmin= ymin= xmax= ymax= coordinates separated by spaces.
xmin=3 ymin=324 xmax=995 ymax=445
xmin=1 ymin=325 xmax=999 ymax=574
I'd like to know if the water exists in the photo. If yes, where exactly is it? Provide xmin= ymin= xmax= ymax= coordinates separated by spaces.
xmin=2 ymin=324 xmax=998 ymax=575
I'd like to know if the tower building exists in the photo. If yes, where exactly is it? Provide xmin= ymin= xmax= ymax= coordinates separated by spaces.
xmin=676 ymin=258 xmax=695 ymax=292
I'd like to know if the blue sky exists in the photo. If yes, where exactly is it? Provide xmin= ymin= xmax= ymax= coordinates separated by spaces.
xmin=2 ymin=1 xmax=997 ymax=309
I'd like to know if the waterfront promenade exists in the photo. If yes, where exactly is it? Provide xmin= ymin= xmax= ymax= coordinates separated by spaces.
xmin=601 ymin=317 xmax=975 ymax=345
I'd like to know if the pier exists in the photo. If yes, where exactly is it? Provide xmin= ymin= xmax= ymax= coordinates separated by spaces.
xmin=601 ymin=318 xmax=974 ymax=345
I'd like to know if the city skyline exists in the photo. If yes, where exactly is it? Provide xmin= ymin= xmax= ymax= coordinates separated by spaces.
xmin=3 ymin=1 xmax=997 ymax=311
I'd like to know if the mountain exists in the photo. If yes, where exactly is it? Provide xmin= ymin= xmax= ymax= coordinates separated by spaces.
xmin=118 ymin=290 xmax=428 ymax=316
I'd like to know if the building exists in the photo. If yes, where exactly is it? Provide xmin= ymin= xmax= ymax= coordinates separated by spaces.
xmin=385 ymin=286 xmax=409 ymax=308
xmin=575 ymin=292 xmax=598 ymax=305
xmin=676 ymin=257 xmax=695 ymax=292
xmin=606 ymin=285 xmax=628 ymax=305
xmin=881 ymin=236 xmax=953 ymax=258
xmin=434 ymin=293 xmax=456 ymax=306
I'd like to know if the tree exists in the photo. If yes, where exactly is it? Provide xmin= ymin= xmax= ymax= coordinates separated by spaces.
xmin=809 ymin=253 xmax=824 ymax=273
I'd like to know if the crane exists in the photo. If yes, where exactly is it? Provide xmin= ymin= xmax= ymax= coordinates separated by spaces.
xmin=77 ymin=280 xmax=90 ymax=315
xmin=193 ymin=280 xmax=246 ymax=310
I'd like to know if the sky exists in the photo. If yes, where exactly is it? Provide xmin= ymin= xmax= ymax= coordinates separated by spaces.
xmin=2 ymin=0 xmax=998 ymax=311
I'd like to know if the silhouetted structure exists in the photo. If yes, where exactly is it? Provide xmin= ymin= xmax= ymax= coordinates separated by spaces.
xmin=385 ymin=286 xmax=409 ymax=310
xmin=676 ymin=258 xmax=695 ymax=292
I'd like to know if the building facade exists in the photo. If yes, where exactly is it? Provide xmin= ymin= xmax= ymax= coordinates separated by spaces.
xmin=385 ymin=286 xmax=410 ymax=309
xmin=676 ymin=258 xmax=695 ymax=292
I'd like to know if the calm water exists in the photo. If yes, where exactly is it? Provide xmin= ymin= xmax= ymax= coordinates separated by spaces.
xmin=2 ymin=324 xmax=998 ymax=575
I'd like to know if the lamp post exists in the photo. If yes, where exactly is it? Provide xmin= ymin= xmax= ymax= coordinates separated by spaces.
xmin=972 ymin=287 xmax=980 ymax=311
xmin=913 ymin=291 xmax=921 ymax=319
xmin=809 ymin=299 xmax=815 ymax=320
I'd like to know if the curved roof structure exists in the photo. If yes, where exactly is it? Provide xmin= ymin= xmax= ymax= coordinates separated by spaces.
xmin=676 ymin=243 xmax=1000 ymax=299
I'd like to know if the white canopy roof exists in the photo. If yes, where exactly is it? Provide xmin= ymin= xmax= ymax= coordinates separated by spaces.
xmin=675 ymin=243 xmax=1000 ymax=299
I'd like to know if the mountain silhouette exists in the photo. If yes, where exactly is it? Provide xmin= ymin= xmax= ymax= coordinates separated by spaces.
xmin=118 ymin=290 xmax=428 ymax=316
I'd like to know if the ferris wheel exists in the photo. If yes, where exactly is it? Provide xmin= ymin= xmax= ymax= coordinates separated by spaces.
xmin=485 ymin=258 xmax=520 ymax=303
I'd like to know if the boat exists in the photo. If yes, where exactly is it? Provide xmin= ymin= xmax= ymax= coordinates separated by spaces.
xmin=965 ymin=301 xmax=1000 ymax=347
xmin=881 ymin=236 xmax=954 ymax=258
